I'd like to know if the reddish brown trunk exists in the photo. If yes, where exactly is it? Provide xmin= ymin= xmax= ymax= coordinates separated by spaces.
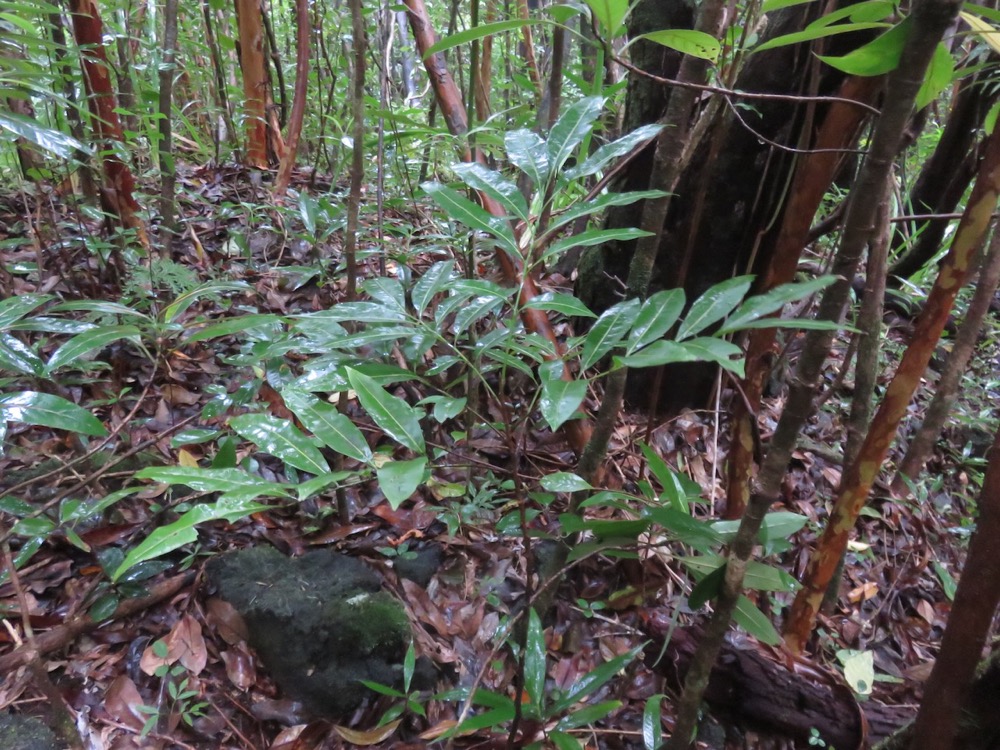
xmin=724 ymin=75 xmax=881 ymax=518
xmin=235 ymin=0 xmax=269 ymax=168
xmin=273 ymin=0 xmax=310 ymax=195
xmin=783 ymin=126 xmax=1000 ymax=654
xmin=68 ymin=0 xmax=148 ymax=252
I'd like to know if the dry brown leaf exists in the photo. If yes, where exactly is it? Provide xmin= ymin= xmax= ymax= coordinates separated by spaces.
xmin=141 ymin=614 xmax=207 ymax=675
xmin=332 ymin=719 xmax=401 ymax=745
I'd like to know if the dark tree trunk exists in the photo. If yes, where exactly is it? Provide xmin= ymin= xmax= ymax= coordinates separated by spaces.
xmin=577 ymin=0 xmax=854 ymax=413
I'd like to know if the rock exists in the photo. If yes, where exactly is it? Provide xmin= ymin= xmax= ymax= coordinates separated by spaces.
xmin=393 ymin=543 xmax=442 ymax=587
xmin=207 ymin=547 xmax=411 ymax=718
xmin=0 ymin=714 xmax=61 ymax=750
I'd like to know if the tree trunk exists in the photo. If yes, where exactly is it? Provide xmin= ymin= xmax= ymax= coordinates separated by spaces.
xmin=273 ymin=0 xmax=310 ymax=196
xmin=235 ymin=0 xmax=269 ymax=168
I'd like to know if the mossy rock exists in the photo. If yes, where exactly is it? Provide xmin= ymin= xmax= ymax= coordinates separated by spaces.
xmin=207 ymin=547 xmax=411 ymax=718
xmin=0 ymin=714 xmax=62 ymax=750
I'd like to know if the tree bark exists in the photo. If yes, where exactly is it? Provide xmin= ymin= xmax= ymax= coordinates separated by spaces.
xmin=235 ymin=0 xmax=269 ymax=167
xmin=274 ymin=0 xmax=310 ymax=196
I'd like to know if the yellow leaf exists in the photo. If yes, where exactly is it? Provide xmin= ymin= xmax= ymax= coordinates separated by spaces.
xmin=961 ymin=11 xmax=1000 ymax=55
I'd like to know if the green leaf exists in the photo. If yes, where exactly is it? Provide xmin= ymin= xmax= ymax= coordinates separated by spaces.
xmin=422 ymin=182 xmax=520 ymax=257
xmin=688 ymin=561 xmax=726 ymax=609
xmin=711 ymin=510 xmax=808 ymax=544
xmin=547 ymin=97 xmax=606 ymax=175
xmin=282 ymin=389 xmax=373 ymax=463
xmin=550 ymin=731 xmax=584 ymax=750
xmin=640 ymin=29 xmax=721 ymax=61
xmin=646 ymin=508 xmax=722 ymax=549
xmin=642 ymin=694 xmax=665 ymax=750
xmin=186 ymin=314 xmax=283 ymax=343
xmin=539 ymin=378 xmax=588 ymax=432
xmin=580 ymin=297 xmax=641 ymax=370
xmin=727 ymin=317 xmax=849 ymax=332
xmin=161 ymin=282 xmax=249 ymax=324
xmin=541 ymin=472 xmax=592 ymax=492
xmin=754 ymin=21 xmax=890 ymax=52
xmin=761 ymin=0 xmax=817 ymax=13
xmin=0 ymin=111 xmax=89 ymax=159
xmin=681 ymin=554 xmax=799 ymax=593
xmin=524 ymin=609 xmax=546 ymax=714
xmin=347 ymin=368 xmax=425 ymax=454
xmin=363 ymin=278 xmax=408 ymax=314
xmin=412 ymin=260 xmax=457 ymax=315
xmin=45 ymin=325 xmax=141 ymax=374
xmin=0 ymin=391 xmax=107 ymax=436
xmin=627 ymin=289 xmax=686 ymax=354
xmin=717 ymin=276 xmax=836 ymax=334
xmin=551 ymin=646 xmax=640 ymax=712
xmin=679 ymin=337 xmax=745 ymax=376
xmin=555 ymin=700 xmax=622 ymax=730
xmin=583 ymin=0 xmax=630 ymax=35
xmin=0 ymin=294 xmax=51 ymax=330
xmin=916 ymin=42 xmax=954 ymax=109
xmin=523 ymin=292 xmax=596 ymax=319
xmin=816 ymin=17 xmax=911 ymax=76
xmin=452 ymin=163 xmax=528 ymax=222
xmin=616 ymin=340 xmax=702 ymax=369
xmin=505 ymin=129 xmax=551 ymax=186
xmin=135 ymin=466 xmax=291 ymax=501
xmin=112 ymin=498 xmax=271 ymax=581
xmin=547 ymin=189 xmax=668 ymax=233
xmin=734 ymin=595 xmax=781 ymax=644
xmin=11 ymin=517 xmax=55 ymax=537
xmin=564 ymin=124 xmax=663 ymax=181
xmin=425 ymin=18 xmax=546 ymax=57
xmin=676 ymin=275 xmax=754 ymax=340
xmin=0 ymin=334 xmax=45 ymax=376
xmin=544 ymin=226 xmax=652 ymax=262
xmin=377 ymin=457 xmax=427 ymax=509
xmin=229 ymin=414 xmax=331 ymax=475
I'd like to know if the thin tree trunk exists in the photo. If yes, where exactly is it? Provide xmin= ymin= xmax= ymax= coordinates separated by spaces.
xmin=235 ymin=0 xmax=269 ymax=167
xmin=892 ymin=226 xmax=1000 ymax=491
xmin=907 ymin=419 xmax=1000 ymax=750
xmin=202 ymin=0 xmax=238 ymax=157
xmin=158 ymin=0 xmax=180 ymax=256
xmin=68 ymin=0 xmax=149 ymax=259
xmin=274 ymin=0 xmax=310 ymax=196
xmin=784 ymin=122 xmax=1000 ymax=654
xmin=724 ymin=75 xmax=881 ymax=519
xmin=49 ymin=10 xmax=97 ymax=201
xmin=344 ymin=0 xmax=365 ymax=302
xmin=667 ymin=1 xmax=962 ymax=744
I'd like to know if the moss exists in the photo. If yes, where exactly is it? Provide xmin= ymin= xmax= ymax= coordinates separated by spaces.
xmin=0 ymin=714 xmax=61 ymax=750
xmin=207 ymin=547 xmax=410 ymax=718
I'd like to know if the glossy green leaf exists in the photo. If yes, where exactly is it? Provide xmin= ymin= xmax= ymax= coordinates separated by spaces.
xmin=229 ymin=414 xmax=331 ymax=475
xmin=422 ymin=182 xmax=519 ymax=257
xmin=0 ymin=111 xmax=88 ymax=159
xmin=550 ymin=731 xmax=584 ymax=750
xmin=523 ymin=292 xmax=596 ymax=319
xmin=377 ymin=457 xmax=427 ymax=509
xmin=347 ymin=368 xmax=425 ymax=454
xmin=544 ymin=226 xmax=652 ymax=262
xmin=112 ymin=498 xmax=271 ymax=581
xmin=761 ymin=0 xmax=817 ymax=13
xmin=688 ymin=560 xmax=726 ymax=609
xmin=412 ymin=260 xmax=457 ymax=315
xmin=524 ymin=609 xmax=546 ymax=714
xmin=676 ymin=275 xmax=754 ymax=340
xmin=282 ymin=389 xmax=373 ymax=462
xmin=0 ymin=294 xmax=51 ymax=330
xmin=362 ymin=277 xmax=408 ymax=314
xmin=717 ymin=276 xmax=835 ymax=334
xmin=426 ymin=18 xmax=546 ymax=57
xmin=186 ymin=314 xmax=283 ymax=343
xmin=580 ymin=297 xmax=641 ymax=370
xmin=642 ymin=694 xmax=665 ymax=750
xmin=916 ymin=42 xmax=955 ymax=109
xmin=135 ymin=466 xmax=291 ymax=500
xmin=564 ymin=124 xmax=663 ymax=181
xmin=679 ymin=337 xmax=745 ymax=376
xmin=453 ymin=162 xmax=528 ymax=222
xmin=547 ymin=96 xmax=605 ymax=175
xmin=734 ymin=595 xmax=781 ymax=644
xmin=505 ymin=129 xmax=551 ymax=185
xmin=711 ymin=510 xmax=808 ymax=544
xmin=539 ymin=378 xmax=588 ymax=432
xmin=12 ymin=517 xmax=55 ymax=537
xmin=646 ymin=508 xmax=722 ymax=549
xmin=548 ymin=189 xmax=668 ymax=233
xmin=162 ymin=282 xmax=249 ymax=323
xmin=0 ymin=334 xmax=45 ymax=376
xmin=583 ymin=0 xmax=630 ymax=35
xmin=616 ymin=340 xmax=702 ymax=369
xmin=45 ymin=325 xmax=141 ymax=374
xmin=641 ymin=29 xmax=720 ymax=60
xmin=816 ymin=17 xmax=910 ymax=76
xmin=0 ymin=391 xmax=107 ymax=436
xmin=681 ymin=554 xmax=799 ymax=592
xmin=628 ymin=289 xmax=686 ymax=354
xmin=541 ymin=472 xmax=592 ymax=492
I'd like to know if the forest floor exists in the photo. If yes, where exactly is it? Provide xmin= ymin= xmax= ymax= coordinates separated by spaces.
xmin=0 ymin=167 xmax=996 ymax=750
